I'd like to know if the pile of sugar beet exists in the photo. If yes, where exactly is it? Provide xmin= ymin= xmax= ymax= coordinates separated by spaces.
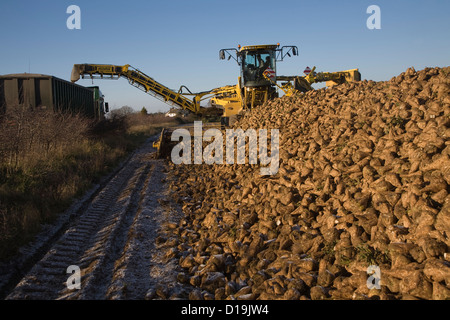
xmin=161 ymin=66 xmax=450 ymax=300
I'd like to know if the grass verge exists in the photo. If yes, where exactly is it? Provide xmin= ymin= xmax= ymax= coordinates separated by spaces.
xmin=0 ymin=107 xmax=179 ymax=261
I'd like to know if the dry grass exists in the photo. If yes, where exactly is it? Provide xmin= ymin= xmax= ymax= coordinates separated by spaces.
xmin=0 ymin=106 xmax=183 ymax=260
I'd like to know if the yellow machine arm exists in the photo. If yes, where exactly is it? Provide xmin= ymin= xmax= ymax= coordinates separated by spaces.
xmin=71 ymin=64 xmax=201 ymax=114
xmin=277 ymin=67 xmax=361 ymax=94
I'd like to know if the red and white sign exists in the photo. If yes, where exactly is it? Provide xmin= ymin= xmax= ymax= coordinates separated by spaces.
xmin=304 ymin=66 xmax=311 ymax=75
xmin=263 ymin=68 xmax=276 ymax=79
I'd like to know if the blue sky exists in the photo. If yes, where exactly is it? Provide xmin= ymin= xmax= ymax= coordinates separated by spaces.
xmin=1 ymin=0 xmax=449 ymax=113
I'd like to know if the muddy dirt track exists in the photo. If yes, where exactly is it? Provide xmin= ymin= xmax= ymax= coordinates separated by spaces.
xmin=0 ymin=137 xmax=190 ymax=300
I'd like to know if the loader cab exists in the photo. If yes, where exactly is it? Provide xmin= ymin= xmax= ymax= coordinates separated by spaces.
xmin=239 ymin=45 xmax=277 ymax=87
xmin=217 ymin=44 xmax=299 ymax=125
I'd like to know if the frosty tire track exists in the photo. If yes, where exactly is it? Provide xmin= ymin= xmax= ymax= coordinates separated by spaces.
xmin=4 ymin=138 xmax=188 ymax=300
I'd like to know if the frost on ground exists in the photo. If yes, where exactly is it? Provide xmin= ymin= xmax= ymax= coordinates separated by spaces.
xmin=106 ymin=160 xmax=190 ymax=300
xmin=2 ymin=138 xmax=193 ymax=300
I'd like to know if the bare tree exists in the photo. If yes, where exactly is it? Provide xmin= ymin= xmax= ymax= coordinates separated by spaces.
xmin=108 ymin=106 xmax=135 ymax=119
